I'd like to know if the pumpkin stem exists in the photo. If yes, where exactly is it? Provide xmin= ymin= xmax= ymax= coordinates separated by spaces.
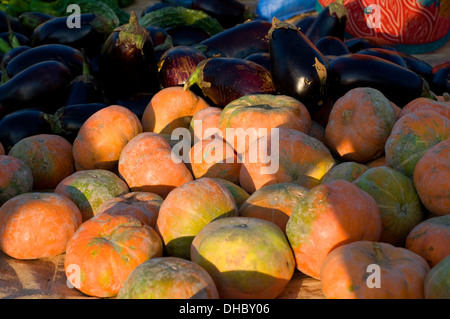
xmin=372 ymin=242 xmax=388 ymax=264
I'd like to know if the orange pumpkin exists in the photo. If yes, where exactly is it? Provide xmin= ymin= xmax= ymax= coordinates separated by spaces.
xmin=8 ymin=134 xmax=74 ymax=190
xmin=424 ymin=255 xmax=450 ymax=299
xmin=188 ymin=137 xmax=241 ymax=184
xmin=320 ymin=241 xmax=430 ymax=299
xmin=320 ymin=161 xmax=368 ymax=184
xmin=405 ymin=215 xmax=450 ymax=268
xmin=0 ymin=192 xmax=82 ymax=260
xmin=325 ymin=87 xmax=397 ymax=163
xmin=211 ymin=178 xmax=250 ymax=209
xmin=308 ymin=121 xmax=326 ymax=145
xmin=94 ymin=192 xmax=163 ymax=228
xmin=366 ymin=155 xmax=390 ymax=168
xmin=239 ymin=128 xmax=336 ymax=193
xmin=118 ymin=132 xmax=193 ymax=198
xmin=218 ymin=94 xmax=312 ymax=156
xmin=238 ymin=182 xmax=309 ymax=233
xmin=399 ymin=97 xmax=450 ymax=119
xmin=156 ymin=177 xmax=238 ymax=259
xmin=285 ymin=180 xmax=382 ymax=279
xmin=385 ymin=110 xmax=450 ymax=178
xmin=72 ymin=105 xmax=142 ymax=172
xmin=141 ymin=86 xmax=210 ymax=135
xmin=64 ymin=213 xmax=163 ymax=298
xmin=0 ymin=155 xmax=33 ymax=206
xmin=189 ymin=106 xmax=222 ymax=142
xmin=413 ymin=138 xmax=450 ymax=216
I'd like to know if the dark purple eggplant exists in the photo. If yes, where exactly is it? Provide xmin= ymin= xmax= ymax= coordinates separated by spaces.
xmin=0 ymin=11 xmax=25 ymax=35
xmin=344 ymin=36 xmax=397 ymax=53
xmin=0 ymin=108 xmax=52 ymax=152
xmin=397 ymin=52 xmax=433 ymax=84
xmin=43 ymin=103 xmax=108 ymax=143
xmin=328 ymin=54 xmax=435 ymax=107
xmin=114 ymin=93 xmax=154 ymax=121
xmin=30 ymin=13 xmax=113 ymax=59
xmin=158 ymin=45 xmax=206 ymax=88
xmin=0 ymin=45 xmax=29 ymax=68
xmin=184 ymin=57 xmax=275 ymax=107
xmin=18 ymin=12 xmax=56 ymax=37
xmin=145 ymin=25 xmax=173 ymax=61
xmin=0 ymin=60 xmax=72 ymax=115
xmin=292 ymin=15 xmax=317 ymax=33
xmin=430 ymin=61 xmax=450 ymax=95
xmin=166 ymin=25 xmax=210 ymax=46
xmin=315 ymin=36 xmax=349 ymax=57
xmin=99 ymin=12 xmax=160 ymax=100
xmin=5 ymin=44 xmax=84 ymax=78
xmin=0 ymin=31 xmax=30 ymax=47
xmin=191 ymin=0 xmax=254 ymax=29
xmin=65 ymin=54 xmax=104 ymax=106
xmin=269 ymin=19 xmax=329 ymax=113
xmin=244 ymin=52 xmax=271 ymax=72
xmin=355 ymin=48 xmax=408 ymax=68
xmin=305 ymin=0 xmax=348 ymax=44
xmin=194 ymin=20 xmax=272 ymax=59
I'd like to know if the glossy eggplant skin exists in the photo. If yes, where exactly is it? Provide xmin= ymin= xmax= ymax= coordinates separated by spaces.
xmin=315 ymin=36 xmax=349 ymax=56
xmin=344 ymin=36 xmax=397 ymax=53
xmin=65 ymin=72 xmax=104 ymax=106
xmin=293 ymin=15 xmax=316 ymax=33
xmin=0 ymin=60 xmax=72 ymax=115
xmin=269 ymin=20 xmax=329 ymax=113
xmin=5 ymin=44 xmax=84 ymax=78
xmin=0 ymin=109 xmax=52 ymax=152
xmin=194 ymin=20 xmax=272 ymax=59
xmin=355 ymin=48 xmax=408 ymax=68
xmin=397 ymin=52 xmax=433 ymax=84
xmin=192 ymin=0 xmax=252 ymax=29
xmin=328 ymin=54 xmax=434 ymax=107
xmin=98 ymin=13 xmax=160 ymax=101
xmin=184 ymin=57 xmax=275 ymax=107
xmin=305 ymin=0 xmax=348 ymax=44
xmin=0 ymin=11 xmax=25 ymax=35
xmin=244 ymin=52 xmax=271 ymax=72
xmin=431 ymin=61 xmax=450 ymax=96
xmin=0 ymin=45 xmax=30 ymax=68
xmin=43 ymin=103 xmax=108 ymax=143
xmin=30 ymin=13 xmax=111 ymax=59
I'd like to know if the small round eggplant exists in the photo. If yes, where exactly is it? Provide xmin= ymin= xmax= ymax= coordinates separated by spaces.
xmin=43 ymin=103 xmax=108 ymax=143
xmin=194 ymin=20 xmax=272 ymax=59
xmin=158 ymin=45 xmax=207 ymax=88
xmin=328 ymin=54 xmax=435 ymax=107
xmin=305 ymin=0 xmax=348 ymax=44
xmin=244 ymin=52 xmax=271 ymax=72
xmin=269 ymin=18 xmax=329 ymax=113
xmin=0 ymin=60 xmax=72 ymax=115
xmin=430 ymin=61 xmax=450 ymax=96
xmin=5 ymin=43 xmax=84 ymax=78
xmin=355 ymin=48 xmax=408 ymax=68
xmin=184 ymin=57 xmax=275 ymax=107
xmin=99 ymin=12 xmax=160 ymax=100
xmin=315 ymin=36 xmax=349 ymax=57
xmin=30 ymin=13 xmax=113 ymax=59
xmin=0 ymin=108 xmax=52 ymax=152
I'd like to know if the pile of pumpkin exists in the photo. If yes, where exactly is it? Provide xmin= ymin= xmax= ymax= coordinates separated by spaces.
xmin=0 ymin=4 xmax=449 ymax=300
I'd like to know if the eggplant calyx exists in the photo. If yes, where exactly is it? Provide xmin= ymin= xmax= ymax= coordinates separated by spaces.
xmin=115 ymin=11 xmax=149 ymax=53
xmin=420 ymin=78 xmax=437 ymax=101
xmin=328 ymin=0 xmax=348 ymax=20
xmin=184 ymin=59 xmax=210 ymax=91
xmin=269 ymin=17 xmax=299 ymax=39
xmin=443 ymin=92 xmax=450 ymax=102
xmin=43 ymin=108 xmax=68 ymax=135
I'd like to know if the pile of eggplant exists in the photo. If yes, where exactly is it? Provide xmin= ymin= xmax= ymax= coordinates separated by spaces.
xmin=0 ymin=0 xmax=448 ymax=153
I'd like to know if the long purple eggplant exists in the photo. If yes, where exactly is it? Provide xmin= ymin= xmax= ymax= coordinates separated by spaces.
xmin=184 ymin=57 xmax=275 ymax=107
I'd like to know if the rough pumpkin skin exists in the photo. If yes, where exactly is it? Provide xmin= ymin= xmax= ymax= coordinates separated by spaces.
xmin=413 ymin=138 xmax=450 ymax=216
xmin=325 ymin=87 xmax=397 ymax=163
xmin=189 ymin=106 xmax=222 ymax=142
xmin=118 ymin=132 xmax=193 ymax=199
xmin=320 ymin=241 xmax=430 ymax=299
xmin=320 ymin=161 xmax=368 ymax=184
xmin=94 ymin=191 xmax=163 ymax=228
xmin=385 ymin=110 xmax=450 ymax=179
xmin=211 ymin=178 xmax=250 ymax=209
xmin=399 ymin=97 xmax=450 ymax=119
xmin=239 ymin=182 xmax=309 ymax=233
xmin=0 ymin=155 xmax=33 ymax=207
xmin=8 ymin=134 xmax=74 ymax=190
xmin=64 ymin=213 xmax=163 ymax=298
xmin=285 ymin=179 xmax=382 ymax=279
xmin=54 ymin=169 xmax=129 ymax=222
xmin=424 ymin=255 xmax=450 ymax=299
xmin=190 ymin=216 xmax=295 ymax=299
xmin=405 ymin=215 xmax=450 ymax=268
xmin=141 ymin=86 xmax=210 ymax=135
xmin=0 ymin=192 xmax=82 ymax=260
xmin=117 ymin=257 xmax=219 ymax=299
xmin=156 ymin=177 xmax=238 ymax=259
xmin=72 ymin=105 xmax=143 ymax=171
